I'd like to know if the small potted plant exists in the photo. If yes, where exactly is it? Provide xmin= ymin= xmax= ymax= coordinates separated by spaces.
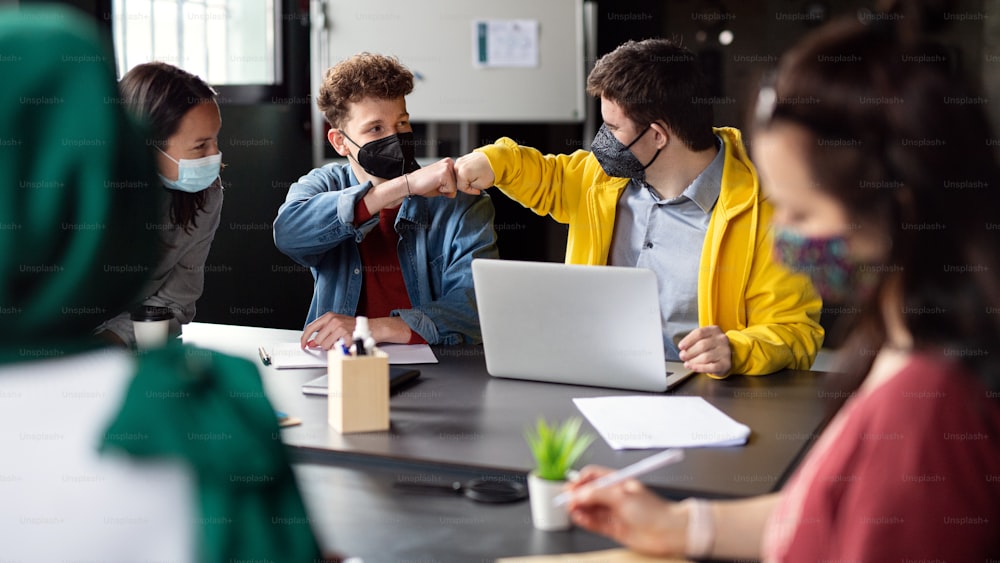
xmin=525 ymin=416 xmax=595 ymax=531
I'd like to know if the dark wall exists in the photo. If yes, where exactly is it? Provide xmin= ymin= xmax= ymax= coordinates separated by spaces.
xmin=200 ymin=103 xmax=315 ymax=329
xmin=198 ymin=0 xmax=317 ymax=329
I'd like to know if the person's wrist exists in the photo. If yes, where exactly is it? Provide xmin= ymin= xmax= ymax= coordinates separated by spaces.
xmin=679 ymin=498 xmax=715 ymax=559
xmin=403 ymin=173 xmax=412 ymax=198
xmin=364 ymin=178 xmax=407 ymax=212
xmin=370 ymin=316 xmax=411 ymax=344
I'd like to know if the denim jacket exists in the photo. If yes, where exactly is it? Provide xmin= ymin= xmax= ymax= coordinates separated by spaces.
xmin=273 ymin=163 xmax=498 ymax=344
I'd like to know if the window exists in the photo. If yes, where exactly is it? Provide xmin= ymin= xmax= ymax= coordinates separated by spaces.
xmin=112 ymin=0 xmax=280 ymax=85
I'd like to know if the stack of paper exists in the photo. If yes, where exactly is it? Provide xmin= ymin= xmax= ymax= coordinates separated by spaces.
xmin=269 ymin=343 xmax=438 ymax=369
xmin=573 ymin=396 xmax=751 ymax=450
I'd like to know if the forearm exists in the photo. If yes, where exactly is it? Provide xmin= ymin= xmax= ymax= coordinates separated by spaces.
xmin=95 ymin=312 xmax=136 ymax=348
xmin=477 ymin=139 xmax=589 ymax=222
xmin=393 ymin=297 xmax=482 ymax=345
xmin=362 ymin=175 xmax=409 ymax=214
xmin=274 ymin=186 xmax=373 ymax=260
xmin=369 ymin=316 xmax=412 ymax=344
xmin=726 ymin=321 xmax=823 ymax=376
xmin=703 ymin=493 xmax=780 ymax=561
xmin=395 ymin=193 xmax=498 ymax=345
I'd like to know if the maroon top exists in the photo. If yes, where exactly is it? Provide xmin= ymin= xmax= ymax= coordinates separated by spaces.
xmin=765 ymin=352 xmax=1000 ymax=561
xmin=354 ymin=199 xmax=425 ymax=345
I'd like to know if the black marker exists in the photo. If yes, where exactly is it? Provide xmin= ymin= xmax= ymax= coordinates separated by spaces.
xmin=352 ymin=316 xmax=372 ymax=356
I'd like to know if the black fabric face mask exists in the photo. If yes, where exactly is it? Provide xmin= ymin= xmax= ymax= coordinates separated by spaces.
xmin=340 ymin=130 xmax=420 ymax=180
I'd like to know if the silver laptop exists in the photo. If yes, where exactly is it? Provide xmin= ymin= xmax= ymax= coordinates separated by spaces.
xmin=471 ymin=259 xmax=696 ymax=392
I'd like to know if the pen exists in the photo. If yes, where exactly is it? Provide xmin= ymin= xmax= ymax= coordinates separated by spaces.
xmin=552 ymin=448 xmax=684 ymax=507
xmin=258 ymin=345 xmax=271 ymax=366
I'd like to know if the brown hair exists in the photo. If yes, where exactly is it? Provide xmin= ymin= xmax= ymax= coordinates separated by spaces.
xmin=119 ymin=62 xmax=218 ymax=233
xmin=317 ymin=53 xmax=413 ymax=128
xmin=755 ymin=17 xmax=1000 ymax=392
xmin=586 ymin=38 xmax=715 ymax=151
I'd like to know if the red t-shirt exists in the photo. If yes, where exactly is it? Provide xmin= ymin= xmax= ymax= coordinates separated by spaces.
xmin=354 ymin=199 xmax=425 ymax=345
xmin=765 ymin=353 xmax=1000 ymax=561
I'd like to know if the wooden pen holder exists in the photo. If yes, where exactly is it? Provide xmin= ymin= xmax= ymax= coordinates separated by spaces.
xmin=327 ymin=350 xmax=390 ymax=434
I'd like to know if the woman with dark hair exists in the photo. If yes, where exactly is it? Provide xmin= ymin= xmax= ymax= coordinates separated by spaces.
xmin=96 ymin=61 xmax=224 ymax=347
xmin=563 ymin=14 xmax=1000 ymax=562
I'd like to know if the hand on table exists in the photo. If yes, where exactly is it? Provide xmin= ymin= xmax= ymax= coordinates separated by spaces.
xmin=301 ymin=313 xmax=413 ymax=350
xmin=678 ymin=325 xmax=732 ymax=376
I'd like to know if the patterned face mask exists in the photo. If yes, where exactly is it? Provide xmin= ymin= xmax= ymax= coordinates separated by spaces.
xmin=591 ymin=124 xmax=661 ymax=181
xmin=772 ymin=228 xmax=878 ymax=304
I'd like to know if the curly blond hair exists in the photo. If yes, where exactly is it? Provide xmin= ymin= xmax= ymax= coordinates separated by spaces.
xmin=317 ymin=52 xmax=414 ymax=128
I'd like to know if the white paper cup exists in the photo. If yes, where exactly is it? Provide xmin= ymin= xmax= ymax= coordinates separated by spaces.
xmin=130 ymin=306 xmax=174 ymax=349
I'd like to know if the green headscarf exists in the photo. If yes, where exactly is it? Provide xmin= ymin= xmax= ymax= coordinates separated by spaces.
xmin=0 ymin=6 xmax=322 ymax=561
xmin=0 ymin=5 xmax=159 ymax=355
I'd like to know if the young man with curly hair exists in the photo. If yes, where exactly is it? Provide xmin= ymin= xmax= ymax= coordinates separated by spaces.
xmin=274 ymin=53 xmax=498 ymax=348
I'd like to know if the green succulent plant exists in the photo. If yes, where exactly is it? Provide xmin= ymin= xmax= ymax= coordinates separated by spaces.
xmin=525 ymin=417 xmax=595 ymax=481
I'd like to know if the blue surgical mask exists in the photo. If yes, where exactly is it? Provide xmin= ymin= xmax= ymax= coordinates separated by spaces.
xmin=156 ymin=147 xmax=222 ymax=193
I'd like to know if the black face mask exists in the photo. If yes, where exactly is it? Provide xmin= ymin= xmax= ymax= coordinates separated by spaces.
xmin=340 ymin=130 xmax=420 ymax=180
xmin=591 ymin=124 xmax=660 ymax=180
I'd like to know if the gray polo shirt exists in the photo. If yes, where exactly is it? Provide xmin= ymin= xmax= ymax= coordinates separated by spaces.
xmin=608 ymin=138 xmax=724 ymax=360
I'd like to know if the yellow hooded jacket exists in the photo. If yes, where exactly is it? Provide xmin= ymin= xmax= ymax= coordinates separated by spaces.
xmin=475 ymin=127 xmax=824 ymax=377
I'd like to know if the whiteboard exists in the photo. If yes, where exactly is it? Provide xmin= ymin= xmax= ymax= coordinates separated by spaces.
xmin=312 ymin=0 xmax=586 ymax=123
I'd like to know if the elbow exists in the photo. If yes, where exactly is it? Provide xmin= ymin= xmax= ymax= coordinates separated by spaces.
xmin=272 ymin=216 xmax=300 ymax=255
xmin=273 ymin=227 xmax=293 ymax=254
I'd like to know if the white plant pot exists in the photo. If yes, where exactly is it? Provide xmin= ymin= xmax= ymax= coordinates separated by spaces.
xmin=528 ymin=471 xmax=571 ymax=531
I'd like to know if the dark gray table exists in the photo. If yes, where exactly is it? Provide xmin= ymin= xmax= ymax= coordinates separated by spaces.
xmin=294 ymin=457 xmax=619 ymax=562
xmin=183 ymin=324 xmax=847 ymax=500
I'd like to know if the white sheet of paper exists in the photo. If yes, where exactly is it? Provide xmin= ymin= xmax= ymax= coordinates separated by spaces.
xmin=573 ymin=396 xmax=751 ymax=450
xmin=269 ymin=343 xmax=438 ymax=369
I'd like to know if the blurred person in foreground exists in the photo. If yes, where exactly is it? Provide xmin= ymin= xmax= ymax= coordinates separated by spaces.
xmin=0 ymin=6 xmax=328 ymax=561
xmin=564 ymin=11 xmax=1000 ymax=562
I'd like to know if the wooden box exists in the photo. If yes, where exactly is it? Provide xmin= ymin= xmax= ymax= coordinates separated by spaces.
xmin=327 ymin=350 xmax=390 ymax=433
